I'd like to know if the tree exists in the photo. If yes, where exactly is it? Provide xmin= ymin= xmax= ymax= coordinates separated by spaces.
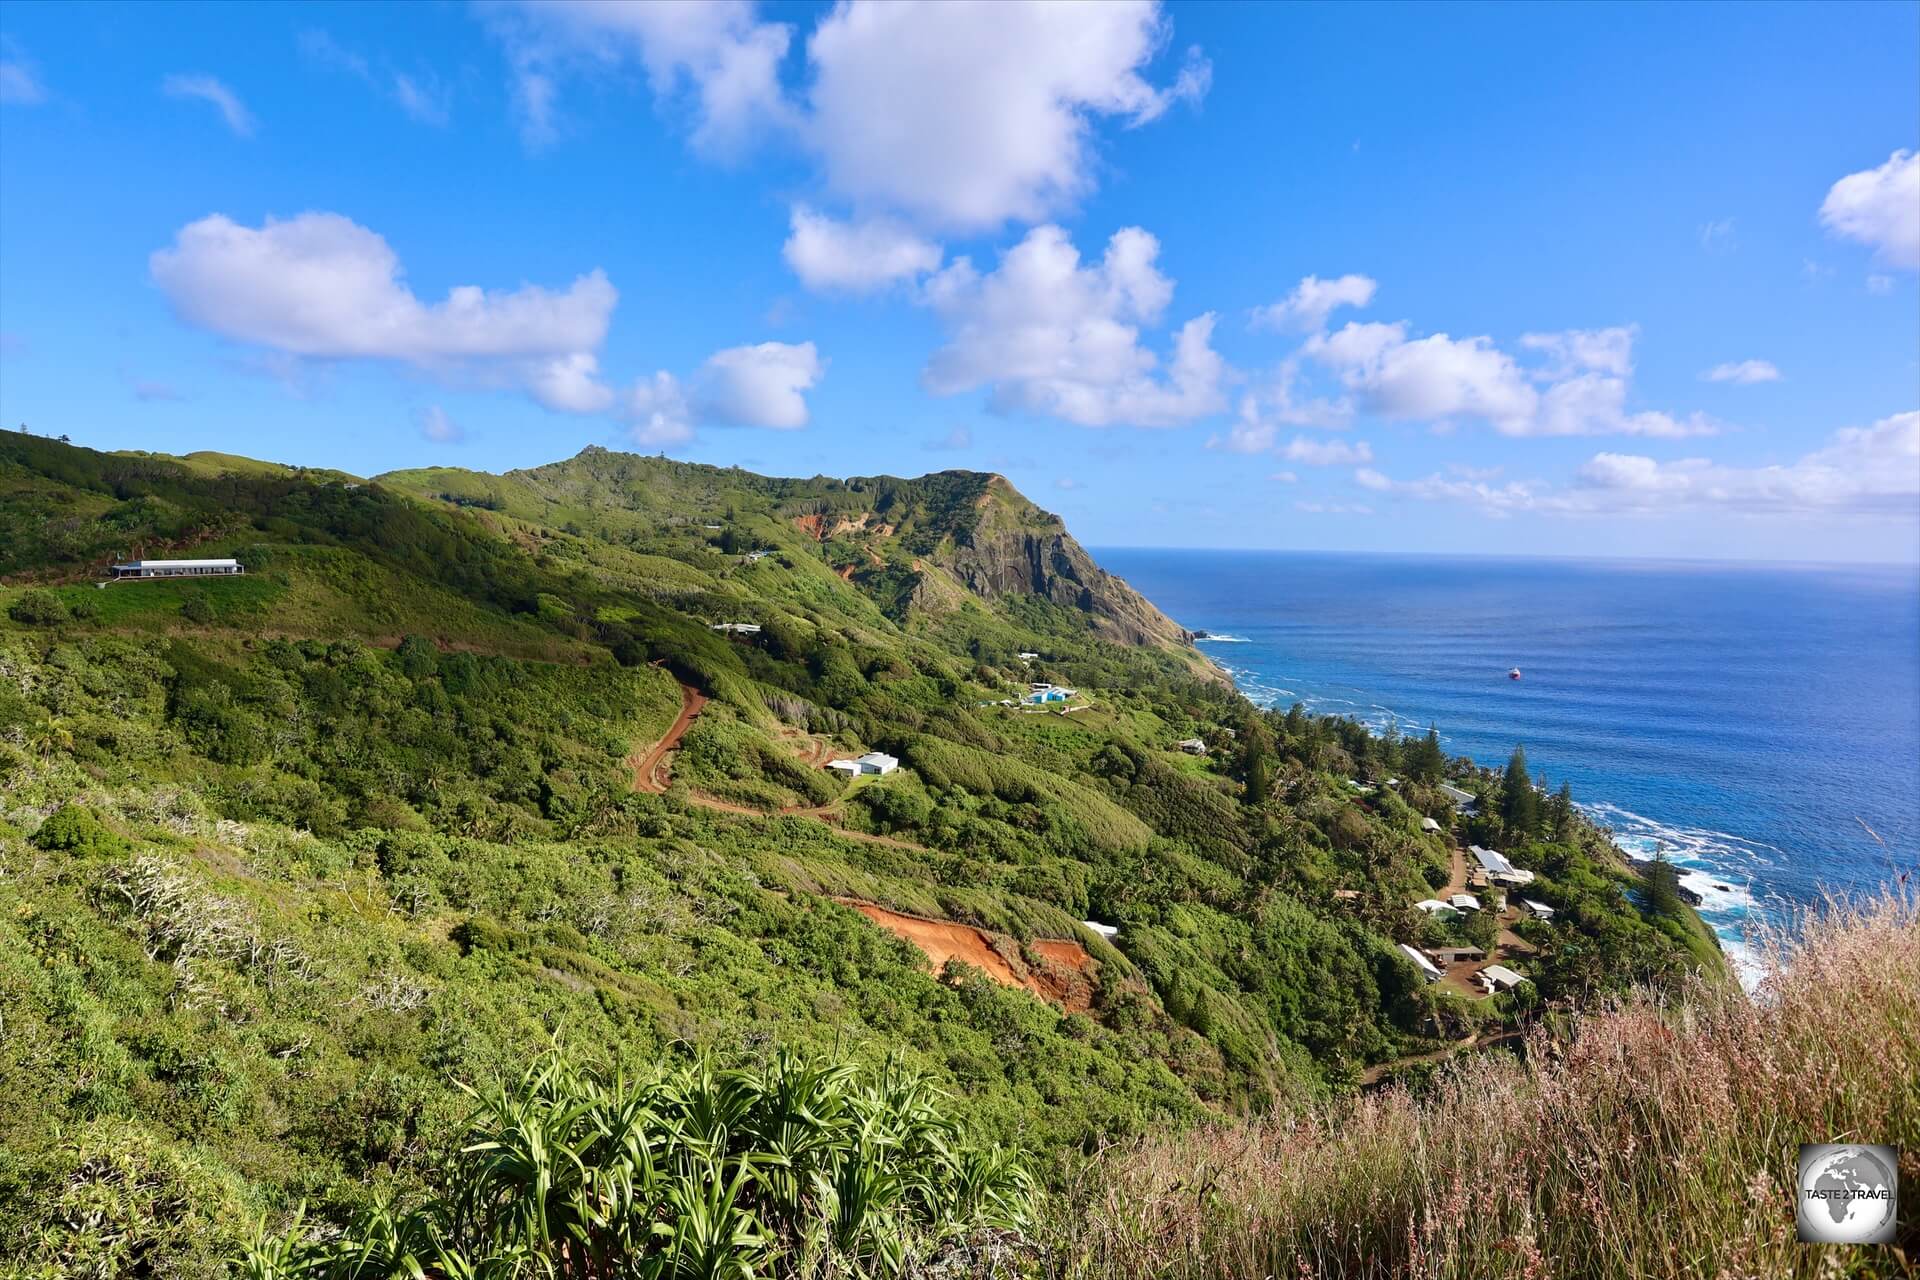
xmin=180 ymin=593 xmax=215 ymax=624
xmin=1547 ymin=781 xmax=1575 ymax=839
xmin=7 ymin=590 xmax=68 ymax=625
xmin=1500 ymin=745 xmax=1540 ymax=837
xmin=1406 ymin=724 xmax=1445 ymax=783
xmin=1641 ymin=856 xmax=1685 ymax=918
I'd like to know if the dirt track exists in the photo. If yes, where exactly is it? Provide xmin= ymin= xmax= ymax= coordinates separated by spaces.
xmin=629 ymin=684 xmax=709 ymax=793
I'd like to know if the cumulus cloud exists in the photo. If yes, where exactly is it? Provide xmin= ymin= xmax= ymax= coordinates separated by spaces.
xmin=1366 ymin=411 xmax=1919 ymax=519
xmin=803 ymin=1 xmax=1207 ymax=231
xmin=920 ymin=224 xmax=1225 ymax=428
xmin=162 ymin=73 xmax=256 ymax=137
xmin=1820 ymin=150 xmax=1920 ymax=271
xmin=152 ymin=212 xmax=614 ymax=362
xmin=1353 ymin=466 xmax=1392 ymax=491
xmin=783 ymin=206 xmax=941 ymax=293
xmin=486 ymin=0 xmax=793 ymax=150
xmin=1 ymin=38 xmax=46 ymax=104
xmin=622 ymin=341 xmax=824 ymax=445
xmin=1302 ymin=320 xmax=1714 ymax=438
xmin=1280 ymin=436 xmax=1372 ymax=466
xmin=1701 ymin=359 xmax=1781 ymax=385
xmin=1250 ymin=274 xmax=1377 ymax=333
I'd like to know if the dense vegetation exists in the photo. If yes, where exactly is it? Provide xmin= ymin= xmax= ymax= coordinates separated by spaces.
xmin=0 ymin=434 xmax=1747 ymax=1276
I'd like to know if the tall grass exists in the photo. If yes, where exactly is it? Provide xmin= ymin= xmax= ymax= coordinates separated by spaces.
xmin=1043 ymin=891 xmax=1919 ymax=1279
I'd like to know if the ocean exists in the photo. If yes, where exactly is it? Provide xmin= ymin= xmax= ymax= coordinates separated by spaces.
xmin=1096 ymin=549 xmax=1920 ymax=973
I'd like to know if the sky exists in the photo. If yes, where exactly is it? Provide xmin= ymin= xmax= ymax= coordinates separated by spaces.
xmin=1 ymin=0 xmax=1917 ymax=563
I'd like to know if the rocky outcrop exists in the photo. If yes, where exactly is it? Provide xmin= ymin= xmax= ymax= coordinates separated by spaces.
xmin=930 ymin=476 xmax=1192 ymax=650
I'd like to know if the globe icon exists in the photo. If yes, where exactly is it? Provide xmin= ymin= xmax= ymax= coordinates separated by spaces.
xmin=1800 ymin=1145 xmax=1898 ymax=1244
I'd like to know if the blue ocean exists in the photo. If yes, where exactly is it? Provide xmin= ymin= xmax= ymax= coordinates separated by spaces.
xmin=1096 ymin=549 xmax=1920 ymax=974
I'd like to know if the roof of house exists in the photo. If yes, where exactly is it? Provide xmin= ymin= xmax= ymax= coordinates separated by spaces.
xmin=1522 ymin=898 xmax=1554 ymax=913
xmin=1471 ymin=845 xmax=1517 ymax=875
xmin=1081 ymin=920 xmax=1119 ymax=938
xmin=1398 ymin=943 xmax=1443 ymax=977
xmin=1420 ymin=816 xmax=1443 ymax=831
xmin=113 ymin=558 xmax=240 ymax=569
xmin=856 ymin=752 xmax=898 ymax=769
xmin=1480 ymin=964 xmax=1529 ymax=988
xmin=1438 ymin=782 xmax=1476 ymax=804
xmin=1414 ymin=898 xmax=1455 ymax=914
xmin=1449 ymin=893 xmax=1480 ymax=910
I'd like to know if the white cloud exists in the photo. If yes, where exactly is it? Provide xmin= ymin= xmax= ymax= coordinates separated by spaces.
xmin=1820 ymin=150 xmax=1920 ymax=271
xmin=1268 ymin=470 xmax=1297 ymax=484
xmin=783 ymin=207 xmax=941 ymax=293
xmin=417 ymin=405 xmax=464 ymax=443
xmin=1250 ymin=274 xmax=1377 ymax=333
xmin=1867 ymin=273 xmax=1895 ymax=295
xmin=152 ymin=213 xmax=614 ymax=362
xmin=487 ymin=0 xmax=793 ymax=150
xmin=151 ymin=211 xmax=617 ymax=410
xmin=1055 ymin=476 xmax=1081 ymax=490
xmin=162 ymin=73 xmax=256 ymax=137
xmin=621 ymin=341 xmax=823 ymax=445
xmin=1519 ymin=326 xmax=1636 ymax=378
xmin=1304 ymin=320 xmax=1714 ymax=438
xmin=1701 ymin=359 xmax=1781 ymax=385
xmin=1372 ymin=411 xmax=1919 ymax=520
xmin=1 ymin=38 xmax=46 ymax=104
xmin=528 ymin=352 xmax=617 ymax=414
xmin=1295 ymin=501 xmax=1373 ymax=515
xmin=920 ymin=224 xmax=1226 ymax=427
xmin=925 ymin=424 xmax=972 ymax=451
xmin=694 ymin=340 xmax=821 ymax=428
xmin=803 ymin=1 xmax=1207 ymax=231
xmin=1280 ymin=436 xmax=1372 ymax=466
xmin=1353 ymin=466 xmax=1391 ymax=491
xmin=1698 ymin=218 xmax=1735 ymax=253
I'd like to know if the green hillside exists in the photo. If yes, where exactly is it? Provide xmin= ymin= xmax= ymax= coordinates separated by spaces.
xmin=0 ymin=433 xmax=1727 ymax=1277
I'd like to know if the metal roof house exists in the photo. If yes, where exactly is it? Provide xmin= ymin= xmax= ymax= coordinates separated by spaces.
xmin=1413 ymin=898 xmax=1457 ymax=915
xmin=1471 ymin=845 xmax=1536 ymax=886
xmin=1438 ymin=782 xmax=1478 ymax=812
xmin=1521 ymin=898 xmax=1556 ymax=920
xmin=1081 ymin=920 xmax=1120 ymax=940
xmin=1477 ymin=964 xmax=1530 ymax=992
xmin=1449 ymin=893 xmax=1481 ymax=912
xmin=827 ymin=752 xmax=899 ymax=777
xmin=1399 ymin=943 xmax=1444 ymax=983
xmin=1420 ymin=816 xmax=1443 ymax=832
xmin=111 ymin=558 xmax=243 ymax=579
xmin=1175 ymin=737 xmax=1208 ymax=755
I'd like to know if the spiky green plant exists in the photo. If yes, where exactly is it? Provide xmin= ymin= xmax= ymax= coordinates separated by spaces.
xmin=241 ymin=1049 xmax=1033 ymax=1280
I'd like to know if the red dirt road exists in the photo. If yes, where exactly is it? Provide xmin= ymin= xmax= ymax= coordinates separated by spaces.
xmin=629 ymin=684 xmax=708 ymax=793
xmin=839 ymin=899 xmax=1095 ymax=1012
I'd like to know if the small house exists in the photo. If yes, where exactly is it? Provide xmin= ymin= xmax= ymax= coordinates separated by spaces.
xmin=1399 ymin=943 xmax=1444 ymax=983
xmin=1025 ymin=686 xmax=1074 ymax=704
xmin=1448 ymin=893 xmax=1480 ymax=912
xmin=111 ymin=557 xmax=244 ymax=579
xmin=710 ymin=622 xmax=762 ymax=635
xmin=1081 ymin=920 xmax=1120 ymax=940
xmin=1438 ymin=782 xmax=1478 ymax=812
xmin=1017 ymin=651 xmax=1040 ymax=661
xmin=1470 ymin=846 xmax=1533 ymax=885
xmin=1413 ymin=898 xmax=1456 ymax=916
xmin=1476 ymin=964 xmax=1529 ymax=993
xmin=827 ymin=751 xmax=899 ymax=777
xmin=1426 ymin=945 xmax=1486 ymax=964
xmin=1175 ymin=737 xmax=1208 ymax=755
xmin=1521 ymin=898 xmax=1555 ymax=921
xmin=1420 ymin=816 xmax=1443 ymax=832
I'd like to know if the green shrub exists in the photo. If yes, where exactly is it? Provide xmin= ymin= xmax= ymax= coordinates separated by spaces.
xmin=31 ymin=805 xmax=126 ymax=856
xmin=8 ymin=589 xmax=68 ymax=625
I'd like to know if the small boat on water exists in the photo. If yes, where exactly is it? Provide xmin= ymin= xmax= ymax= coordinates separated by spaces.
xmin=1508 ymin=667 xmax=1522 ymax=681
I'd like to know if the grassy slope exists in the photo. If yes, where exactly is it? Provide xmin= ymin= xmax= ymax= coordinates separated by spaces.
xmin=0 ymin=435 xmax=1741 ymax=1276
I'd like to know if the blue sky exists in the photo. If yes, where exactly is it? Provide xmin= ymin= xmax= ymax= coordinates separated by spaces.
xmin=1 ymin=0 xmax=1916 ymax=562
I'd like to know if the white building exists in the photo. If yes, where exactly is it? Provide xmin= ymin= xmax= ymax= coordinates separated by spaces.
xmin=1413 ymin=898 xmax=1457 ymax=915
xmin=1399 ymin=943 xmax=1444 ymax=983
xmin=1081 ymin=919 xmax=1120 ymax=940
xmin=1470 ymin=845 xmax=1536 ymax=887
xmin=1438 ymin=782 xmax=1478 ymax=812
xmin=1017 ymin=651 xmax=1040 ymax=661
xmin=828 ymin=751 xmax=899 ymax=777
xmin=1477 ymin=964 xmax=1530 ymax=993
xmin=1449 ymin=893 xmax=1481 ymax=912
xmin=710 ymin=622 xmax=762 ymax=634
xmin=1521 ymin=898 xmax=1556 ymax=921
xmin=1176 ymin=737 xmax=1208 ymax=755
xmin=111 ymin=558 xmax=243 ymax=579
xmin=1420 ymin=816 xmax=1443 ymax=832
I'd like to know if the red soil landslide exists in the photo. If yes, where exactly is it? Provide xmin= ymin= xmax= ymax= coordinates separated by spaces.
xmin=838 ymin=899 xmax=1095 ymax=1013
